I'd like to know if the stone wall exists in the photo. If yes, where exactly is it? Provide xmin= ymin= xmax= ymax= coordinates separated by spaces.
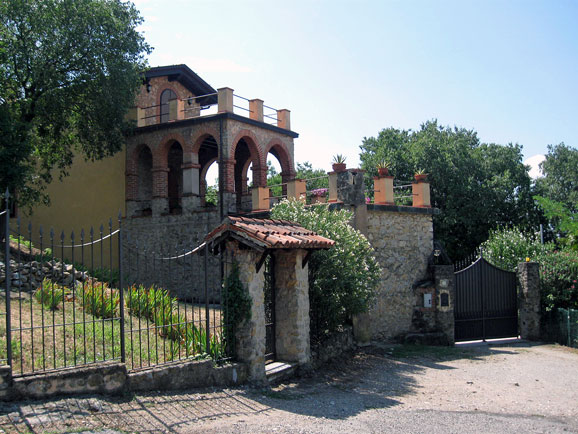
xmin=518 ymin=261 xmax=541 ymax=340
xmin=0 ymin=360 xmax=246 ymax=401
xmin=122 ymin=210 xmax=221 ymax=301
xmin=364 ymin=205 xmax=435 ymax=341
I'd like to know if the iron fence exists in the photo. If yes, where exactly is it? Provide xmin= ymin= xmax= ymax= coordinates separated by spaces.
xmin=1 ymin=194 xmax=233 ymax=377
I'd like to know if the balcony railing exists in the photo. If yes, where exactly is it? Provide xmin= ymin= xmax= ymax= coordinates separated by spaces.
xmin=128 ymin=88 xmax=291 ymax=130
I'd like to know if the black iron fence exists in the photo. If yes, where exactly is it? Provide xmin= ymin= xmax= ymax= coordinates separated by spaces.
xmin=1 ymin=193 xmax=232 ymax=377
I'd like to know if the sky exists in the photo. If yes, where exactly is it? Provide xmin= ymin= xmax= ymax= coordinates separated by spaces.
xmin=132 ymin=0 xmax=577 ymax=179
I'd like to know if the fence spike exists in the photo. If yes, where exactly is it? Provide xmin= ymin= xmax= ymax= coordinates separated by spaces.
xmin=50 ymin=228 xmax=54 ymax=239
xmin=71 ymin=230 xmax=75 ymax=242
xmin=90 ymin=226 xmax=94 ymax=238
xmin=4 ymin=188 xmax=9 ymax=200
xmin=80 ymin=228 xmax=84 ymax=240
xmin=99 ymin=224 xmax=104 ymax=234
xmin=39 ymin=225 xmax=43 ymax=236
xmin=60 ymin=230 xmax=65 ymax=242
xmin=109 ymin=218 xmax=112 ymax=231
xmin=118 ymin=210 xmax=122 ymax=221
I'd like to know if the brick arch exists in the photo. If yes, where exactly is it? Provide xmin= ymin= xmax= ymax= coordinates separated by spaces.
xmin=264 ymin=138 xmax=294 ymax=176
xmin=153 ymin=132 xmax=187 ymax=168
xmin=127 ymin=143 xmax=153 ymax=175
xmin=200 ymin=157 xmax=218 ymax=180
xmin=191 ymin=125 xmax=220 ymax=154
xmin=230 ymin=129 xmax=263 ymax=167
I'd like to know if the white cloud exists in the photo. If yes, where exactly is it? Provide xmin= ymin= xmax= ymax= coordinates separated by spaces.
xmin=524 ymin=154 xmax=545 ymax=179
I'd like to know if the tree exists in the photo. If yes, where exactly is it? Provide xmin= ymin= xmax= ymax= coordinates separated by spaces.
xmin=271 ymin=200 xmax=380 ymax=343
xmin=0 ymin=0 xmax=151 ymax=207
xmin=535 ymin=143 xmax=578 ymax=213
xmin=359 ymin=120 xmax=538 ymax=260
xmin=535 ymin=196 xmax=578 ymax=250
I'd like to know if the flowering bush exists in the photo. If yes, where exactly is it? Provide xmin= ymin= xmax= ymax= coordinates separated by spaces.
xmin=482 ymin=227 xmax=578 ymax=311
xmin=271 ymin=199 xmax=380 ymax=342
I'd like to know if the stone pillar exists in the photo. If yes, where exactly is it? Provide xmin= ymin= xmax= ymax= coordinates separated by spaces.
xmin=412 ymin=181 xmax=431 ymax=208
xmin=249 ymin=99 xmax=264 ymax=122
xmin=374 ymin=176 xmax=394 ymax=205
xmin=274 ymin=249 xmax=311 ymax=365
xmin=277 ymin=109 xmax=291 ymax=130
xmin=252 ymin=187 xmax=270 ymax=212
xmin=218 ymin=87 xmax=234 ymax=113
xmin=229 ymin=242 xmax=266 ymax=383
xmin=518 ymin=261 xmax=541 ymax=340
xmin=287 ymin=179 xmax=306 ymax=202
xmin=434 ymin=265 xmax=455 ymax=345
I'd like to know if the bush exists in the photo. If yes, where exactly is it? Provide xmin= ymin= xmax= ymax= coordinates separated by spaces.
xmin=81 ymin=283 xmax=120 ymax=319
xmin=482 ymin=227 xmax=578 ymax=311
xmin=34 ymin=279 xmax=65 ymax=310
xmin=271 ymin=199 xmax=380 ymax=342
xmin=481 ymin=227 xmax=552 ymax=271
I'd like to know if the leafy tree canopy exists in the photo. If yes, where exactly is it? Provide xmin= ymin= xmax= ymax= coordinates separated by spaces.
xmin=535 ymin=196 xmax=578 ymax=250
xmin=359 ymin=120 xmax=537 ymax=260
xmin=0 ymin=0 xmax=151 ymax=207
xmin=535 ymin=143 xmax=578 ymax=213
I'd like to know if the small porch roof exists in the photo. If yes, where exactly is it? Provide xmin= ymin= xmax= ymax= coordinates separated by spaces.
xmin=205 ymin=216 xmax=335 ymax=252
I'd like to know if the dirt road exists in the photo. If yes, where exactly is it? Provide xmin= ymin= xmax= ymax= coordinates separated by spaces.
xmin=1 ymin=340 xmax=577 ymax=433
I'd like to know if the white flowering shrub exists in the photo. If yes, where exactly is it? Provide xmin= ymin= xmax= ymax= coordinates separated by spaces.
xmin=271 ymin=199 xmax=380 ymax=343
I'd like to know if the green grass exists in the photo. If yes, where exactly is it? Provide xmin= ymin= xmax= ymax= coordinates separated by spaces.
xmin=388 ymin=344 xmax=474 ymax=360
xmin=0 ymin=286 xmax=224 ymax=375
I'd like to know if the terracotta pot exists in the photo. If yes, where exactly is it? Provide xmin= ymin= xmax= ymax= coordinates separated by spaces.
xmin=414 ymin=173 xmax=427 ymax=182
xmin=332 ymin=163 xmax=346 ymax=173
xmin=378 ymin=167 xmax=389 ymax=177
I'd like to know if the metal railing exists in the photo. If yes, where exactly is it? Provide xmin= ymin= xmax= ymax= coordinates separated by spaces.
xmin=1 ymin=193 xmax=233 ymax=377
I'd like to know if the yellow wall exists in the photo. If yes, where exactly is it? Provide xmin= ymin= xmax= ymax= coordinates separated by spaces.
xmin=16 ymin=149 xmax=126 ymax=269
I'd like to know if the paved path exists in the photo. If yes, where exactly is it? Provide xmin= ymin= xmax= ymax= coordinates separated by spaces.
xmin=0 ymin=341 xmax=577 ymax=433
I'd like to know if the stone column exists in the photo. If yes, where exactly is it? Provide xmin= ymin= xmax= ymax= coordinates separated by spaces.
xmin=434 ymin=265 xmax=455 ymax=345
xmin=230 ymin=243 xmax=266 ymax=383
xmin=273 ymin=249 xmax=311 ymax=365
xmin=181 ymin=161 xmax=201 ymax=212
xmin=518 ymin=261 xmax=541 ymax=340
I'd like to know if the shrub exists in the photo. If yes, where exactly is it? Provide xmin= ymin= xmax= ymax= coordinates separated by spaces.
xmin=82 ymin=283 xmax=120 ymax=319
xmin=34 ymin=279 xmax=65 ymax=310
xmin=482 ymin=227 xmax=578 ymax=311
xmin=271 ymin=199 xmax=380 ymax=342
xmin=481 ymin=226 xmax=552 ymax=271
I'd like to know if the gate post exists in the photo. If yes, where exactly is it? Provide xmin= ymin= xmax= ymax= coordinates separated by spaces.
xmin=434 ymin=265 xmax=455 ymax=345
xmin=226 ymin=241 xmax=267 ymax=383
xmin=518 ymin=261 xmax=541 ymax=340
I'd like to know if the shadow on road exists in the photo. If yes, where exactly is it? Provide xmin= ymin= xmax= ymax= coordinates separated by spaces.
xmin=0 ymin=341 xmax=541 ymax=433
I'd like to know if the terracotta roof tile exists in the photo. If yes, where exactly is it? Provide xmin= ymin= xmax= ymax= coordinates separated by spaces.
xmin=205 ymin=216 xmax=335 ymax=250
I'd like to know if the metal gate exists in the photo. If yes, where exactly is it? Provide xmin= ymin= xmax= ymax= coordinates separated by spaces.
xmin=264 ymin=254 xmax=276 ymax=361
xmin=454 ymin=256 xmax=518 ymax=342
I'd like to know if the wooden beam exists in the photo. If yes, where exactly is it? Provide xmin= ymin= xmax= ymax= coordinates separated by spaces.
xmin=256 ymin=250 xmax=270 ymax=273
xmin=302 ymin=250 xmax=312 ymax=268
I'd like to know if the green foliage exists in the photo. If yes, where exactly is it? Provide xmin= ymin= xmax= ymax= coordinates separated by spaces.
xmin=205 ymin=184 xmax=218 ymax=206
xmin=535 ymin=196 xmax=578 ymax=250
xmin=481 ymin=227 xmax=552 ymax=271
xmin=332 ymin=154 xmax=346 ymax=164
xmin=81 ymin=283 xmax=120 ymax=319
xmin=359 ymin=120 xmax=538 ymax=260
xmin=271 ymin=199 xmax=380 ymax=341
xmin=34 ymin=278 xmax=65 ymax=310
xmin=482 ymin=227 xmax=578 ymax=311
xmin=0 ymin=0 xmax=151 ymax=207
xmin=128 ymin=284 xmax=224 ymax=359
xmin=539 ymin=251 xmax=578 ymax=311
xmin=534 ymin=143 xmax=578 ymax=213
xmin=222 ymin=262 xmax=252 ymax=354
xmin=127 ymin=285 xmax=175 ymax=323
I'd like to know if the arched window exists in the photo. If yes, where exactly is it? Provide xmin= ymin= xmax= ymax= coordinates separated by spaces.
xmin=160 ymin=89 xmax=177 ymax=123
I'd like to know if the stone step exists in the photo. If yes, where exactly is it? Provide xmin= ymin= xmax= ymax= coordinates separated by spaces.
xmin=265 ymin=361 xmax=297 ymax=384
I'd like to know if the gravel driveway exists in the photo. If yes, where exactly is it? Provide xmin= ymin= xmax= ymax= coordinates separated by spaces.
xmin=1 ymin=340 xmax=577 ymax=433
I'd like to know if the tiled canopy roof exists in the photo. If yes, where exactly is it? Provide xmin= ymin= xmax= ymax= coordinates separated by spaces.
xmin=205 ymin=216 xmax=335 ymax=251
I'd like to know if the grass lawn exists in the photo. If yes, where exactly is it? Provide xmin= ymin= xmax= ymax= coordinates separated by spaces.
xmin=0 ymin=290 xmax=224 ymax=375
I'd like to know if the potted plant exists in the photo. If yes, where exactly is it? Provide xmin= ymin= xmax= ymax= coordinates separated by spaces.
xmin=414 ymin=168 xmax=428 ymax=182
xmin=332 ymin=154 xmax=347 ymax=172
xmin=377 ymin=159 xmax=391 ymax=177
